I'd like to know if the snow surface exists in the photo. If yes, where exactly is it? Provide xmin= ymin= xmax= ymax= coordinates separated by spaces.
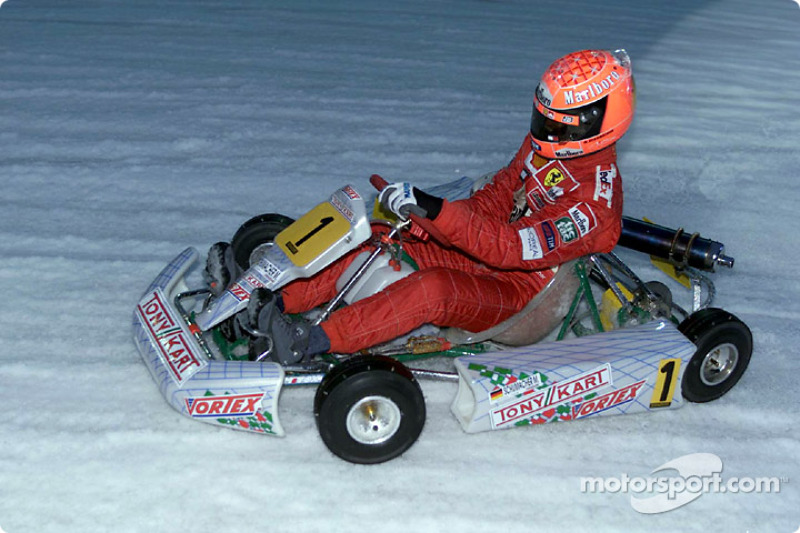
xmin=1 ymin=0 xmax=799 ymax=531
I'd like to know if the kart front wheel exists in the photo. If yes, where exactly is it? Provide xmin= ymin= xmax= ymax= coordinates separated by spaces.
xmin=679 ymin=308 xmax=752 ymax=403
xmin=230 ymin=213 xmax=295 ymax=270
xmin=314 ymin=356 xmax=426 ymax=465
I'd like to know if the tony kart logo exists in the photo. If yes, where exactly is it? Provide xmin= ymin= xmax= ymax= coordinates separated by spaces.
xmin=491 ymin=364 xmax=611 ymax=428
xmin=137 ymin=290 xmax=206 ymax=384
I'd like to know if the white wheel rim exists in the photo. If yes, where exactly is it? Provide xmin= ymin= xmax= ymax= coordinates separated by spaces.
xmin=700 ymin=342 xmax=739 ymax=386
xmin=346 ymin=395 xmax=402 ymax=445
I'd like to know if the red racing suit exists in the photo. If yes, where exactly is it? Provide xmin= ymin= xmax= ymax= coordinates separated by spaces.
xmin=282 ymin=134 xmax=623 ymax=353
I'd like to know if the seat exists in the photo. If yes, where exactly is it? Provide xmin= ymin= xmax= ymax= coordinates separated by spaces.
xmin=444 ymin=260 xmax=580 ymax=346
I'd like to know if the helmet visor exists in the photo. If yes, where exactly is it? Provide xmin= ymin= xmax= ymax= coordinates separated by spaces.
xmin=530 ymin=96 xmax=607 ymax=143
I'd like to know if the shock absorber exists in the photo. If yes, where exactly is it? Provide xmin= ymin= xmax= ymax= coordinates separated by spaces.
xmin=618 ymin=217 xmax=735 ymax=272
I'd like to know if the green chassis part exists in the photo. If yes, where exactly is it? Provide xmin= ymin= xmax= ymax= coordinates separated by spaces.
xmin=558 ymin=260 xmax=605 ymax=340
xmin=211 ymin=327 xmax=250 ymax=361
xmin=557 ymin=258 xmax=661 ymax=340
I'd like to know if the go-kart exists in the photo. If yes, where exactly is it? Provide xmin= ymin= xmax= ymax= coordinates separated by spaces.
xmin=132 ymin=174 xmax=752 ymax=464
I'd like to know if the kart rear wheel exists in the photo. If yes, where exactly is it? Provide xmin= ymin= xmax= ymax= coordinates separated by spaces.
xmin=679 ymin=308 xmax=752 ymax=403
xmin=230 ymin=213 xmax=295 ymax=270
xmin=314 ymin=356 xmax=426 ymax=464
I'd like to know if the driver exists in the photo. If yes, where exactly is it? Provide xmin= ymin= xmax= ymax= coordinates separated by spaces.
xmin=248 ymin=49 xmax=636 ymax=362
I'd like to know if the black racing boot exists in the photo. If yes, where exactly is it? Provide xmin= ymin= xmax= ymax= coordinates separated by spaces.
xmin=246 ymin=288 xmax=330 ymax=365
xmin=205 ymin=242 xmax=242 ymax=297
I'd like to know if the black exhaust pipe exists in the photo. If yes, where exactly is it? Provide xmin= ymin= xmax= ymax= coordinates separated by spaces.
xmin=618 ymin=216 xmax=734 ymax=272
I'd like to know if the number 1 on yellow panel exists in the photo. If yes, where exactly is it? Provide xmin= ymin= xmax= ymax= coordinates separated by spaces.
xmin=650 ymin=358 xmax=681 ymax=408
xmin=276 ymin=203 xmax=350 ymax=267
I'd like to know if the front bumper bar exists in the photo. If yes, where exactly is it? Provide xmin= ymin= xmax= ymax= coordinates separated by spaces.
xmin=132 ymin=248 xmax=286 ymax=436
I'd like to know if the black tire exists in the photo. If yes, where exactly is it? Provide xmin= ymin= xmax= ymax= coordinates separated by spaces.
xmin=314 ymin=356 xmax=426 ymax=465
xmin=679 ymin=308 xmax=752 ymax=403
xmin=230 ymin=213 xmax=295 ymax=270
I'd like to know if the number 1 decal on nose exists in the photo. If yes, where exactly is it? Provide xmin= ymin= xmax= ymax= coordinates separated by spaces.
xmin=650 ymin=358 xmax=681 ymax=408
xmin=276 ymin=203 xmax=349 ymax=267
xmin=285 ymin=216 xmax=333 ymax=254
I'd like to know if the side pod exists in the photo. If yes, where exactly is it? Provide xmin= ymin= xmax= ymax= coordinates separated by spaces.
xmin=452 ymin=321 xmax=696 ymax=433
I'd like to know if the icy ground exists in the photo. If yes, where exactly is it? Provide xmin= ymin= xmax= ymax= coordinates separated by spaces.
xmin=1 ymin=0 xmax=799 ymax=531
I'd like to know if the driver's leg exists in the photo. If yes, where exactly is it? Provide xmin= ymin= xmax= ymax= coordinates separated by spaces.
xmin=319 ymin=267 xmax=536 ymax=354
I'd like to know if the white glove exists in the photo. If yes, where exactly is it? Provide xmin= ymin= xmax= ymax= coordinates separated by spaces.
xmin=378 ymin=182 xmax=422 ymax=220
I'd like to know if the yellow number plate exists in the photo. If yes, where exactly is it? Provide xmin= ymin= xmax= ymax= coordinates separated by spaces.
xmin=649 ymin=358 xmax=682 ymax=408
xmin=275 ymin=202 xmax=350 ymax=267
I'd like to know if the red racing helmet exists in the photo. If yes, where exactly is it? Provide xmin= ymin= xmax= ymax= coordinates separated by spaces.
xmin=531 ymin=49 xmax=635 ymax=159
